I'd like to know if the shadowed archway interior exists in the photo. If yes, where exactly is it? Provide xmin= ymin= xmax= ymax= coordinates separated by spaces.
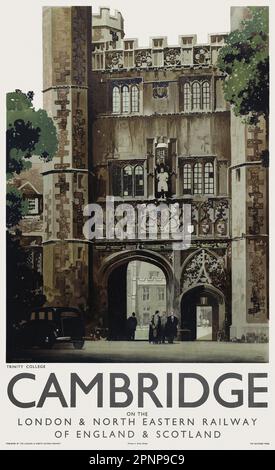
xmin=181 ymin=285 xmax=224 ymax=341
xmin=108 ymin=264 xmax=128 ymax=340
xmin=107 ymin=259 xmax=168 ymax=340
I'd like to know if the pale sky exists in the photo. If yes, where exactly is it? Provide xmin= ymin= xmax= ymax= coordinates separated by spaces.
xmin=0 ymin=0 xmax=270 ymax=109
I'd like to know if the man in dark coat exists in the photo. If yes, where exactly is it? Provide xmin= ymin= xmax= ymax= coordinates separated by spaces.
xmin=127 ymin=312 xmax=138 ymax=340
xmin=166 ymin=312 xmax=178 ymax=343
xmin=160 ymin=312 xmax=167 ymax=344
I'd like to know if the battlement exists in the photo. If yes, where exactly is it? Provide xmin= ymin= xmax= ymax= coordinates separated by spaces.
xmin=92 ymin=7 xmax=125 ymax=43
xmin=92 ymin=32 xmax=228 ymax=71
xmin=93 ymin=6 xmax=123 ymax=19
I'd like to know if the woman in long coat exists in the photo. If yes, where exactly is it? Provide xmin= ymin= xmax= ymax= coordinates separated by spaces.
xmin=149 ymin=311 xmax=161 ymax=344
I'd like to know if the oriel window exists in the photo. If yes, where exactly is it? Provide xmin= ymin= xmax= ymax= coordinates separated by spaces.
xmin=192 ymin=82 xmax=201 ymax=110
xmin=183 ymin=163 xmax=192 ymax=194
xmin=204 ymin=162 xmax=214 ymax=194
xmin=123 ymin=165 xmax=133 ymax=196
xmin=111 ymin=163 xmax=145 ymax=197
xmin=122 ymin=86 xmax=130 ymax=113
xmin=134 ymin=165 xmax=144 ymax=196
xmin=131 ymin=85 xmax=139 ymax=112
xmin=183 ymin=82 xmax=191 ymax=111
xmin=193 ymin=162 xmax=203 ymax=194
xmin=202 ymin=81 xmax=210 ymax=110
xmin=112 ymin=86 xmax=120 ymax=113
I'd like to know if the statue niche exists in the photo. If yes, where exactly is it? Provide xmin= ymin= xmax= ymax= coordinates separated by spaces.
xmin=155 ymin=164 xmax=171 ymax=199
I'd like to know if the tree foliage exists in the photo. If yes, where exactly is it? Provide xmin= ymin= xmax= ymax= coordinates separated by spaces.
xmin=6 ymin=90 xmax=57 ymax=328
xmin=217 ymin=7 xmax=269 ymax=123
xmin=6 ymin=187 xmax=28 ymax=229
xmin=7 ymin=90 xmax=58 ymax=179
xmin=6 ymin=232 xmax=46 ymax=323
xmin=6 ymin=90 xmax=58 ymax=228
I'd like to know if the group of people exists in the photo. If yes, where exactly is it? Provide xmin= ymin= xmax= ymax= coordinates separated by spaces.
xmin=149 ymin=310 xmax=178 ymax=344
xmin=126 ymin=310 xmax=178 ymax=344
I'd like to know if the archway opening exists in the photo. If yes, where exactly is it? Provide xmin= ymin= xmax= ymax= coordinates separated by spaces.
xmin=181 ymin=286 xmax=224 ymax=341
xmin=107 ymin=260 xmax=167 ymax=340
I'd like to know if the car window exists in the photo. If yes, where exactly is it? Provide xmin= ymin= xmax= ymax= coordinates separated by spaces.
xmin=30 ymin=311 xmax=53 ymax=320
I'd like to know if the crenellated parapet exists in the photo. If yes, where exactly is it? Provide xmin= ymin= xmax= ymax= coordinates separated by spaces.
xmin=92 ymin=30 xmax=228 ymax=71
xmin=92 ymin=7 xmax=124 ymax=44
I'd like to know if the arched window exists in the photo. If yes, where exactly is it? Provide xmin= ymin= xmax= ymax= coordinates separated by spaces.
xmin=123 ymin=165 xmax=133 ymax=196
xmin=192 ymin=82 xmax=201 ymax=110
xmin=122 ymin=86 xmax=130 ymax=113
xmin=112 ymin=86 xmax=120 ymax=113
xmin=193 ymin=163 xmax=202 ymax=194
xmin=183 ymin=163 xmax=192 ymax=194
xmin=202 ymin=82 xmax=210 ymax=110
xmin=204 ymin=162 xmax=214 ymax=194
xmin=183 ymin=83 xmax=191 ymax=111
xmin=134 ymin=165 xmax=144 ymax=196
xmin=131 ymin=85 xmax=139 ymax=112
xmin=112 ymin=165 xmax=122 ymax=196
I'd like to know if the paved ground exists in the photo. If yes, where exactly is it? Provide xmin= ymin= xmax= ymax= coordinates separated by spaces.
xmin=8 ymin=340 xmax=268 ymax=363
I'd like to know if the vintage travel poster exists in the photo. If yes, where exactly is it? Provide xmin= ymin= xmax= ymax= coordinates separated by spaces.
xmin=0 ymin=0 xmax=274 ymax=457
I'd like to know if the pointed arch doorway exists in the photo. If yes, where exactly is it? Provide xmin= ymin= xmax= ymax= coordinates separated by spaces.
xmin=181 ymin=285 xmax=225 ymax=341
xmin=108 ymin=261 xmax=167 ymax=340
xmin=99 ymin=249 xmax=174 ymax=340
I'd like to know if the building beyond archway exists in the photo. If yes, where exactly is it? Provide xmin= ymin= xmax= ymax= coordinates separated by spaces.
xmin=99 ymin=250 xmax=173 ymax=340
xmin=107 ymin=260 xmax=167 ymax=340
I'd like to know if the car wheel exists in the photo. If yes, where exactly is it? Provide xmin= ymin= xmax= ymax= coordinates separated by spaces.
xmin=73 ymin=340 xmax=85 ymax=349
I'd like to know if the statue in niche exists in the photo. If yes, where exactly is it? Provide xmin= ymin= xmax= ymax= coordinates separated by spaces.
xmin=155 ymin=164 xmax=170 ymax=199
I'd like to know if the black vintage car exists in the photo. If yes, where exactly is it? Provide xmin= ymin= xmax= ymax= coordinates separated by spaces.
xmin=19 ymin=307 xmax=85 ymax=349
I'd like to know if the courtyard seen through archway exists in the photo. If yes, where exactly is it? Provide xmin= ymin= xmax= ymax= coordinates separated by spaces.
xmin=127 ymin=261 xmax=167 ymax=340
xmin=107 ymin=260 xmax=167 ymax=340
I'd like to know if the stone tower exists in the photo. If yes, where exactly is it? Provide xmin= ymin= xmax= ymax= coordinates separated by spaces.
xmin=230 ymin=7 xmax=269 ymax=338
xmin=42 ymin=7 xmax=92 ymax=309
xmin=92 ymin=6 xmax=124 ymax=43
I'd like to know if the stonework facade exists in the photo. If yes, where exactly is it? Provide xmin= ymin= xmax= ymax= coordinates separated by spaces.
xmin=18 ymin=5 xmax=268 ymax=341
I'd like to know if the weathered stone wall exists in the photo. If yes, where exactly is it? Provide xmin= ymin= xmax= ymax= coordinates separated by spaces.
xmin=42 ymin=6 xmax=92 ymax=309
xmin=92 ymin=113 xmax=230 ymax=164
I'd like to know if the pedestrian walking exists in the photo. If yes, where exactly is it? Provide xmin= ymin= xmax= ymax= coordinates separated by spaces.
xmin=160 ymin=312 xmax=167 ymax=343
xmin=149 ymin=310 xmax=161 ymax=344
xmin=166 ymin=312 xmax=178 ymax=344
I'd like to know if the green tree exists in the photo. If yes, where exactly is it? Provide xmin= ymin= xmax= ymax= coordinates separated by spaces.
xmin=6 ymin=89 xmax=58 ymax=227
xmin=217 ymin=7 xmax=269 ymax=124
xmin=6 ymin=90 xmax=57 ymax=347
xmin=6 ymin=187 xmax=28 ymax=229
xmin=7 ymin=90 xmax=57 ymax=177
xmin=7 ymin=231 xmax=46 ymax=322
